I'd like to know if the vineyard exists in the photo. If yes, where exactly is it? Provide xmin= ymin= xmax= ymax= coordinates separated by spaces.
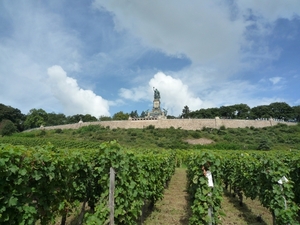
xmin=1 ymin=125 xmax=300 ymax=224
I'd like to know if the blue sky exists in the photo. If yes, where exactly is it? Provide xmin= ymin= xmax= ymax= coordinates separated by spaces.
xmin=0 ymin=0 xmax=299 ymax=118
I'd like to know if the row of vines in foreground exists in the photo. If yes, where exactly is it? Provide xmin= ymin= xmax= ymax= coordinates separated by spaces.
xmin=186 ymin=150 xmax=300 ymax=225
xmin=0 ymin=142 xmax=176 ymax=225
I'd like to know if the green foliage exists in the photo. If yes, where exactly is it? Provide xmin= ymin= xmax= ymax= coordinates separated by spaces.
xmin=46 ymin=112 xmax=67 ymax=126
xmin=219 ymin=125 xmax=226 ymax=130
xmin=99 ymin=116 xmax=112 ymax=121
xmin=77 ymin=125 xmax=105 ymax=133
xmin=187 ymin=151 xmax=223 ymax=224
xmin=222 ymin=152 xmax=300 ymax=224
xmin=54 ymin=128 xmax=63 ymax=134
xmin=145 ymin=124 xmax=155 ymax=129
xmin=112 ymin=111 xmax=129 ymax=120
xmin=0 ymin=103 xmax=25 ymax=131
xmin=0 ymin=119 xmax=17 ymax=136
xmin=257 ymin=138 xmax=272 ymax=150
xmin=188 ymin=102 xmax=299 ymax=121
xmin=0 ymin=142 xmax=176 ymax=225
xmin=181 ymin=105 xmax=190 ymax=118
xmin=24 ymin=108 xmax=48 ymax=129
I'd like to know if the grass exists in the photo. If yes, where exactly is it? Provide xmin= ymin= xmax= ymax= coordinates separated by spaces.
xmin=220 ymin=190 xmax=272 ymax=225
xmin=143 ymin=168 xmax=191 ymax=225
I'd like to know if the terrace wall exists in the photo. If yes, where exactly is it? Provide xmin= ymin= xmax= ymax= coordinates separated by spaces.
xmin=40 ymin=118 xmax=294 ymax=131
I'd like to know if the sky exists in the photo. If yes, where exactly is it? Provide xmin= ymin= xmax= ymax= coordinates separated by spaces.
xmin=0 ymin=0 xmax=300 ymax=118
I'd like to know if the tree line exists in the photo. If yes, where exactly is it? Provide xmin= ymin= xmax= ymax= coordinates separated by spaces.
xmin=182 ymin=102 xmax=300 ymax=122
xmin=0 ymin=102 xmax=299 ymax=136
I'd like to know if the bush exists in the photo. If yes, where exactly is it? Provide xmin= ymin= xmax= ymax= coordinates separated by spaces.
xmin=257 ymin=139 xmax=272 ymax=150
xmin=78 ymin=125 xmax=102 ymax=133
xmin=145 ymin=125 xmax=155 ymax=129
xmin=54 ymin=128 xmax=63 ymax=133
xmin=39 ymin=130 xmax=46 ymax=136
xmin=219 ymin=125 xmax=226 ymax=130
xmin=191 ymin=131 xmax=200 ymax=138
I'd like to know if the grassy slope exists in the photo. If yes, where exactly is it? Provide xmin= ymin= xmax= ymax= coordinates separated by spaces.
xmin=1 ymin=122 xmax=299 ymax=151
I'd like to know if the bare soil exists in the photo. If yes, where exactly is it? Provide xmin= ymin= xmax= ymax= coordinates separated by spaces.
xmin=143 ymin=168 xmax=191 ymax=225
xmin=220 ymin=190 xmax=273 ymax=225
xmin=185 ymin=138 xmax=215 ymax=145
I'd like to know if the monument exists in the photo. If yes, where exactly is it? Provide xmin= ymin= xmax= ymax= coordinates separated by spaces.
xmin=147 ymin=88 xmax=166 ymax=119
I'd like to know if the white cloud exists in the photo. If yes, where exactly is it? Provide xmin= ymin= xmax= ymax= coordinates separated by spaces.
xmin=119 ymin=87 xmax=148 ymax=102
xmin=93 ymin=0 xmax=247 ymax=72
xmin=93 ymin=0 xmax=300 ymax=76
xmin=47 ymin=65 xmax=110 ymax=117
xmin=269 ymin=76 xmax=283 ymax=85
xmin=119 ymin=72 xmax=202 ymax=116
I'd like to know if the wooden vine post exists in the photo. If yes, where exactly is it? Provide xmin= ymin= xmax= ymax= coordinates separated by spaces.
xmin=109 ymin=167 xmax=115 ymax=225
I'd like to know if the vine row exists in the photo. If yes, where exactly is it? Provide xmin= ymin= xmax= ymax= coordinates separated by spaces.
xmin=0 ymin=141 xmax=176 ymax=225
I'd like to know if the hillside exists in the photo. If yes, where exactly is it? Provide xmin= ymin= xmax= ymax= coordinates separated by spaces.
xmin=1 ymin=123 xmax=300 ymax=151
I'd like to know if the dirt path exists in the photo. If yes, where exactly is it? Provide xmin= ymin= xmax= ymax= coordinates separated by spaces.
xmin=143 ymin=168 xmax=190 ymax=225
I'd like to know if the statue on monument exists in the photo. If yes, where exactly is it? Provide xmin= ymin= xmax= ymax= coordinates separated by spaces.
xmin=153 ymin=87 xmax=160 ymax=100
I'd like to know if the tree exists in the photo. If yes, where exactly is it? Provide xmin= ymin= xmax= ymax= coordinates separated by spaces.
xmin=140 ymin=111 xmax=147 ymax=118
xmin=112 ymin=111 xmax=129 ymax=120
xmin=0 ymin=103 xmax=25 ymax=131
xmin=269 ymin=102 xmax=293 ymax=120
xmin=82 ymin=114 xmax=98 ymax=122
xmin=129 ymin=110 xmax=139 ymax=118
xmin=99 ymin=116 xmax=112 ymax=121
xmin=0 ymin=119 xmax=17 ymax=136
xmin=189 ymin=108 xmax=220 ymax=118
xmin=250 ymin=105 xmax=271 ymax=119
xmin=24 ymin=108 xmax=48 ymax=129
xmin=219 ymin=106 xmax=234 ymax=119
xmin=66 ymin=114 xmax=84 ymax=124
xmin=181 ymin=105 xmax=190 ymax=118
xmin=292 ymin=105 xmax=300 ymax=122
xmin=46 ymin=113 xmax=67 ymax=126
xmin=231 ymin=104 xmax=250 ymax=119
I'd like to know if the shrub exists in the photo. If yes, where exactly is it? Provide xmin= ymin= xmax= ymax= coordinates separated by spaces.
xmin=39 ymin=130 xmax=46 ymax=136
xmin=257 ymin=139 xmax=272 ymax=150
xmin=191 ymin=132 xmax=200 ymax=138
xmin=54 ymin=128 xmax=63 ymax=133
xmin=219 ymin=125 xmax=226 ymax=130
xmin=145 ymin=125 xmax=155 ymax=129
xmin=78 ymin=125 xmax=102 ymax=133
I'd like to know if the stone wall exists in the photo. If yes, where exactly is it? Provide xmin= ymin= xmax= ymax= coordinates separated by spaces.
xmin=39 ymin=118 xmax=295 ymax=131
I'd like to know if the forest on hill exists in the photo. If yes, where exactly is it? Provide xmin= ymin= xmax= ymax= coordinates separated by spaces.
xmin=0 ymin=102 xmax=299 ymax=136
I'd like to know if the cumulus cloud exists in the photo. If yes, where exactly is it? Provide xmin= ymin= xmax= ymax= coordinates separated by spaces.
xmin=93 ymin=0 xmax=246 ymax=72
xmin=119 ymin=87 xmax=148 ymax=102
xmin=93 ymin=0 xmax=300 ymax=75
xmin=119 ymin=72 xmax=202 ymax=116
xmin=47 ymin=65 xmax=110 ymax=117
